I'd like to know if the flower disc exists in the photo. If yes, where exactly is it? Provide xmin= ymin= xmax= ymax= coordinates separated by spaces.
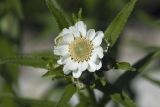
xmin=69 ymin=37 xmax=93 ymax=62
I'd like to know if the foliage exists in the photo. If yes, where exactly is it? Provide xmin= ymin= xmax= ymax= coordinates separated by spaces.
xmin=0 ymin=0 xmax=160 ymax=107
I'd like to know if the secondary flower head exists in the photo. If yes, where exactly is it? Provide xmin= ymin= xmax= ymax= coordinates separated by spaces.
xmin=54 ymin=21 xmax=104 ymax=78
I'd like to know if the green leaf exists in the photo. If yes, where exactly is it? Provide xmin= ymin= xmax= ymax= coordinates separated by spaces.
xmin=0 ymin=37 xmax=16 ymax=57
xmin=0 ymin=55 xmax=55 ymax=68
xmin=0 ymin=37 xmax=19 ymax=89
xmin=43 ymin=58 xmax=64 ymax=79
xmin=45 ymin=0 xmax=70 ymax=30
xmin=114 ymin=51 xmax=158 ymax=89
xmin=145 ymin=46 xmax=160 ymax=52
xmin=104 ymin=0 xmax=137 ymax=46
xmin=0 ymin=96 xmax=18 ymax=107
xmin=111 ymin=93 xmax=137 ymax=107
xmin=116 ymin=62 xmax=135 ymax=71
xmin=0 ymin=93 xmax=56 ymax=107
xmin=143 ymin=74 xmax=160 ymax=86
xmin=2 ymin=0 xmax=23 ymax=19
xmin=76 ymin=93 xmax=91 ymax=107
xmin=96 ymin=83 xmax=122 ymax=107
xmin=97 ymin=51 xmax=159 ymax=107
xmin=43 ymin=66 xmax=64 ymax=79
xmin=72 ymin=8 xmax=83 ymax=23
xmin=56 ymin=84 xmax=77 ymax=107
xmin=11 ymin=0 xmax=24 ymax=19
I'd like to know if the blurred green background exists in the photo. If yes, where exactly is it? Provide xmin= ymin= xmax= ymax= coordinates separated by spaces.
xmin=0 ymin=0 xmax=160 ymax=107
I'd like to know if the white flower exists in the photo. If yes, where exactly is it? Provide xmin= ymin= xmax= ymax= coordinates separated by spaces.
xmin=54 ymin=21 xmax=105 ymax=78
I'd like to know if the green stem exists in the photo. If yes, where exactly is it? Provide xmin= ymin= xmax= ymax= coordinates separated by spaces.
xmin=86 ymin=86 xmax=97 ymax=106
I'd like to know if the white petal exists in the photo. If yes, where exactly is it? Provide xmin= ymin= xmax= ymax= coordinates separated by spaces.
xmin=89 ymin=53 xmax=98 ymax=62
xmin=75 ymin=21 xmax=87 ymax=37
xmin=92 ymin=31 xmax=104 ymax=47
xmin=67 ymin=59 xmax=79 ymax=71
xmin=94 ymin=58 xmax=102 ymax=70
xmin=96 ymin=61 xmax=102 ymax=70
xmin=78 ymin=61 xmax=88 ymax=72
xmin=69 ymin=26 xmax=80 ymax=37
xmin=72 ymin=70 xmax=82 ymax=78
xmin=61 ymin=28 xmax=72 ymax=35
xmin=63 ymin=33 xmax=74 ymax=44
xmin=72 ymin=61 xmax=88 ymax=78
xmin=93 ymin=46 xmax=104 ymax=58
xmin=63 ymin=64 xmax=71 ymax=75
xmin=54 ymin=45 xmax=69 ymax=56
xmin=88 ymin=59 xmax=102 ymax=72
xmin=87 ymin=29 xmax=96 ymax=41
xmin=88 ymin=61 xmax=96 ymax=72
xmin=57 ymin=55 xmax=70 ymax=65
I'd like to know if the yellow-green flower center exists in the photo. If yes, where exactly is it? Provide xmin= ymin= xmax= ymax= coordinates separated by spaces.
xmin=69 ymin=37 xmax=93 ymax=62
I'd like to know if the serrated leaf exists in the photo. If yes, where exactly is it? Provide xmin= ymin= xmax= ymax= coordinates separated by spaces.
xmin=104 ymin=0 xmax=137 ymax=46
xmin=0 ymin=56 xmax=55 ymax=68
xmin=111 ymin=93 xmax=137 ymax=107
xmin=116 ymin=62 xmax=135 ymax=71
xmin=56 ymin=84 xmax=77 ymax=107
xmin=45 ymin=0 xmax=70 ymax=30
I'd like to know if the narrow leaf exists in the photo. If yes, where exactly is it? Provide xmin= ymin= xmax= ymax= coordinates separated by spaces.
xmin=0 ymin=94 xmax=56 ymax=107
xmin=0 ymin=56 xmax=55 ymax=68
xmin=45 ymin=0 xmax=70 ymax=30
xmin=114 ymin=51 xmax=158 ymax=89
xmin=111 ymin=93 xmax=137 ymax=107
xmin=96 ymin=82 xmax=122 ymax=107
xmin=43 ymin=66 xmax=64 ymax=79
xmin=104 ymin=0 xmax=137 ymax=46
xmin=143 ymin=74 xmax=160 ymax=86
xmin=98 ymin=51 xmax=159 ymax=107
xmin=116 ymin=62 xmax=135 ymax=71
xmin=76 ymin=93 xmax=91 ymax=107
xmin=56 ymin=84 xmax=77 ymax=107
xmin=12 ymin=0 xmax=24 ymax=19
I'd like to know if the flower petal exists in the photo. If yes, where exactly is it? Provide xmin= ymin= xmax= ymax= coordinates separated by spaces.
xmin=63 ymin=64 xmax=71 ymax=75
xmin=87 ymin=29 xmax=96 ymax=41
xmin=88 ymin=61 xmax=96 ymax=72
xmin=88 ymin=59 xmax=102 ymax=72
xmin=57 ymin=54 xmax=70 ymax=65
xmin=67 ymin=59 xmax=79 ymax=71
xmin=72 ymin=70 xmax=82 ymax=78
xmin=89 ymin=53 xmax=98 ymax=62
xmin=72 ymin=61 xmax=88 ymax=78
xmin=63 ymin=57 xmax=79 ymax=74
xmin=96 ymin=61 xmax=102 ymax=70
xmin=78 ymin=61 xmax=88 ymax=72
xmin=63 ymin=33 xmax=74 ymax=44
xmin=92 ymin=31 xmax=104 ymax=47
xmin=93 ymin=46 xmax=104 ymax=58
xmin=69 ymin=26 xmax=80 ymax=38
xmin=54 ymin=45 xmax=69 ymax=56
xmin=61 ymin=28 xmax=72 ymax=35
xmin=75 ymin=21 xmax=87 ymax=37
